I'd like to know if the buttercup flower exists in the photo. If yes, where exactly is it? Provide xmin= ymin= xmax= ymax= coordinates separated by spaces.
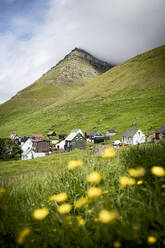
xmin=32 ymin=208 xmax=49 ymax=220
xmin=119 ymin=176 xmax=135 ymax=188
xmin=48 ymin=192 xmax=68 ymax=203
xmin=151 ymin=166 xmax=165 ymax=177
xmin=86 ymin=171 xmax=102 ymax=184
xmin=74 ymin=197 xmax=89 ymax=209
xmin=113 ymin=241 xmax=121 ymax=248
xmin=17 ymin=227 xmax=31 ymax=245
xmin=137 ymin=180 xmax=143 ymax=185
xmin=67 ymin=160 xmax=83 ymax=170
xmin=101 ymin=147 xmax=116 ymax=159
xmin=57 ymin=203 xmax=72 ymax=214
xmin=98 ymin=210 xmax=117 ymax=223
xmin=87 ymin=187 xmax=102 ymax=198
xmin=76 ymin=216 xmax=85 ymax=226
xmin=128 ymin=167 xmax=145 ymax=177
xmin=147 ymin=236 xmax=157 ymax=244
xmin=0 ymin=188 xmax=5 ymax=195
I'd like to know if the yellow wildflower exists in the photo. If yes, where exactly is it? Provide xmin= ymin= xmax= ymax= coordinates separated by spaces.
xmin=17 ymin=227 xmax=31 ymax=245
xmin=161 ymin=184 xmax=165 ymax=188
xmin=74 ymin=197 xmax=89 ymax=209
xmin=137 ymin=180 xmax=143 ymax=185
xmin=32 ymin=208 xmax=49 ymax=220
xmin=0 ymin=188 xmax=5 ymax=195
xmin=101 ymin=147 xmax=116 ymax=159
xmin=119 ymin=176 xmax=135 ymax=188
xmin=57 ymin=203 xmax=72 ymax=214
xmin=76 ymin=216 xmax=85 ymax=226
xmin=128 ymin=167 xmax=145 ymax=177
xmin=98 ymin=210 xmax=117 ymax=223
xmin=113 ymin=241 xmax=121 ymax=248
xmin=48 ymin=192 xmax=68 ymax=203
xmin=67 ymin=160 xmax=83 ymax=170
xmin=86 ymin=171 xmax=102 ymax=184
xmin=151 ymin=166 xmax=165 ymax=177
xmin=147 ymin=236 xmax=157 ymax=244
xmin=87 ymin=187 xmax=102 ymax=198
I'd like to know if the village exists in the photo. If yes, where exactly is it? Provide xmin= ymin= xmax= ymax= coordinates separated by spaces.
xmin=10 ymin=125 xmax=165 ymax=160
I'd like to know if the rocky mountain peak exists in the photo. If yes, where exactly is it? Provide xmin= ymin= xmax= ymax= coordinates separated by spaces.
xmin=60 ymin=47 xmax=112 ymax=72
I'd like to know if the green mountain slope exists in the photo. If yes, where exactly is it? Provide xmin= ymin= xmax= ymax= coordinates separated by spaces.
xmin=0 ymin=45 xmax=165 ymax=138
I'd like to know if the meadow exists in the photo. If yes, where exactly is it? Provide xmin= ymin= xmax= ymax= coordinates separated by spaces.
xmin=0 ymin=143 xmax=165 ymax=248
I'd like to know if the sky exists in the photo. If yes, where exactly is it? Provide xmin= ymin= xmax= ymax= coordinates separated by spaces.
xmin=0 ymin=0 xmax=165 ymax=104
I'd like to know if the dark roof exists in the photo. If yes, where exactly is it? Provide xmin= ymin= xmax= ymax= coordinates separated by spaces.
xmin=90 ymin=132 xmax=102 ymax=137
xmin=107 ymin=130 xmax=116 ymax=133
xmin=21 ymin=136 xmax=30 ymax=143
xmin=156 ymin=125 xmax=165 ymax=134
xmin=122 ymin=129 xmax=138 ymax=137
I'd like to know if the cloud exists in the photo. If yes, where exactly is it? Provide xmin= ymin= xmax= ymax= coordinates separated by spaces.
xmin=0 ymin=0 xmax=165 ymax=104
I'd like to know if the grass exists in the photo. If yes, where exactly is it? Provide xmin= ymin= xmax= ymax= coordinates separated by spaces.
xmin=0 ymin=144 xmax=165 ymax=247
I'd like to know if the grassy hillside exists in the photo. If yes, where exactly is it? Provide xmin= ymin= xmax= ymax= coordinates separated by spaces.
xmin=0 ymin=45 xmax=165 ymax=138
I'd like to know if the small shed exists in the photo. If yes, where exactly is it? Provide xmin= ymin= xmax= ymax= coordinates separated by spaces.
xmin=65 ymin=133 xmax=86 ymax=152
xmin=155 ymin=125 xmax=165 ymax=140
xmin=106 ymin=130 xmax=117 ymax=137
xmin=122 ymin=129 xmax=145 ymax=145
xmin=47 ymin=131 xmax=56 ymax=137
xmin=93 ymin=136 xmax=105 ymax=144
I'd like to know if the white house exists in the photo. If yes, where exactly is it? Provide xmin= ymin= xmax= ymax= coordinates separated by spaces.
xmin=21 ymin=138 xmax=32 ymax=152
xmin=122 ymin=129 xmax=145 ymax=145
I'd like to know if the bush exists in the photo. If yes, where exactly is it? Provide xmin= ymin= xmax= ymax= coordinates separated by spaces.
xmin=0 ymin=138 xmax=22 ymax=161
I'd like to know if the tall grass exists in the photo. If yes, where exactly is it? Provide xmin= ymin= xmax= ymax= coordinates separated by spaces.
xmin=0 ymin=143 xmax=165 ymax=247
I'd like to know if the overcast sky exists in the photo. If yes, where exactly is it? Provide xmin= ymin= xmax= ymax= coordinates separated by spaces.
xmin=0 ymin=0 xmax=165 ymax=104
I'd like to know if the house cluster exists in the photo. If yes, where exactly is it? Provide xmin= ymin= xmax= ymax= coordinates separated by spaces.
xmin=10 ymin=132 xmax=50 ymax=160
xmin=10 ymin=124 xmax=165 ymax=160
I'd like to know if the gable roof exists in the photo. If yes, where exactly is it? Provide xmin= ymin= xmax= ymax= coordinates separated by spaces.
xmin=71 ymin=129 xmax=84 ymax=136
xmin=156 ymin=125 xmax=165 ymax=133
xmin=122 ymin=129 xmax=139 ymax=137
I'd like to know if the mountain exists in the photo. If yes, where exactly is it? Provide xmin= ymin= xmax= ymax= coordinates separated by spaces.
xmin=0 ymin=45 xmax=165 ymax=138
xmin=1 ymin=48 xmax=112 ymax=114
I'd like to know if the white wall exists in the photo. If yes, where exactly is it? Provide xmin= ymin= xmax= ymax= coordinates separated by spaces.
xmin=133 ymin=130 xmax=145 ymax=145
xmin=21 ymin=139 xmax=32 ymax=152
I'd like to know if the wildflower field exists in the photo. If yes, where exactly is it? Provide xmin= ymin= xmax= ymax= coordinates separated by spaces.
xmin=0 ymin=143 xmax=165 ymax=248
